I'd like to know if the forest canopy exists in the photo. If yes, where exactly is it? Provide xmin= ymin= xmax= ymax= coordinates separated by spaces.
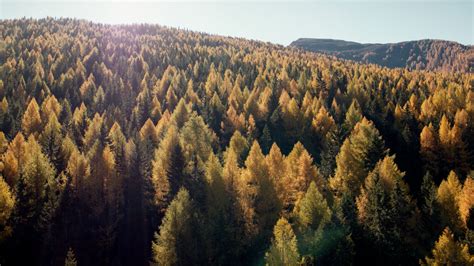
xmin=0 ymin=18 xmax=473 ymax=265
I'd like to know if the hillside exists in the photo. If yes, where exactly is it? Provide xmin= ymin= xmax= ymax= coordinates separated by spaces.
xmin=0 ymin=18 xmax=473 ymax=266
xmin=291 ymin=38 xmax=474 ymax=72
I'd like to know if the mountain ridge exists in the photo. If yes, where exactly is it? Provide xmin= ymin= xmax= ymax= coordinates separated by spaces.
xmin=290 ymin=38 xmax=474 ymax=72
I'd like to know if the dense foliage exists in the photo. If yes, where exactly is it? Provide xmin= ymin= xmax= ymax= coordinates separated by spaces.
xmin=0 ymin=18 xmax=473 ymax=265
xmin=291 ymin=38 xmax=474 ymax=73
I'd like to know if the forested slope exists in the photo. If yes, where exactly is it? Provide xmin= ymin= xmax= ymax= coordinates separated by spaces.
xmin=0 ymin=18 xmax=473 ymax=265
xmin=291 ymin=38 xmax=474 ymax=73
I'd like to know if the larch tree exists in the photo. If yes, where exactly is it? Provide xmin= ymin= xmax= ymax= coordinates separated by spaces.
xmin=420 ymin=124 xmax=440 ymax=179
xmin=152 ymin=124 xmax=185 ymax=213
xmin=82 ymin=113 xmax=104 ymax=153
xmin=342 ymin=99 xmax=362 ymax=134
xmin=40 ymin=95 xmax=62 ymax=125
xmin=438 ymin=115 xmax=451 ymax=162
xmin=292 ymin=181 xmax=332 ymax=260
xmin=265 ymin=143 xmax=286 ymax=202
xmin=66 ymin=149 xmax=90 ymax=199
xmin=221 ymin=141 xmax=246 ymax=259
xmin=179 ymin=113 xmax=216 ymax=200
xmin=356 ymin=155 xmax=419 ymax=261
xmin=264 ymin=217 xmax=300 ymax=266
xmin=71 ymin=103 xmax=88 ymax=148
xmin=0 ymin=131 xmax=7 ymax=155
xmin=138 ymin=118 xmax=160 ymax=223
xmin=281 ymin=98 xmax=304 ymax=140
xmin=319 ymin=127 xmax=342 ymax=178
xmin=0 ymin=176 xmax=15 ymax=239
xmin=282 ymin=142 xmax=322 ymax=214
xmin=438 ymin=116 xmax=470 ymax=176
xmin=294 ymin=181 xmax=331 ymax=233
xmin=134 ymin=78 xmax=152 ymax=127
xmin=329 ymin=118 xmax=387 ymax=197
xmin=237 ymin=141 xmax=280 ymax=248
xmin=2 ymin=132 xmax=26 ymax=188
xmin=150 ymin=96 xmax=163 ymax=123
xmin=97 ymin=145 xmax=123 ymax=262
xmin=421 ymin=227 xmax=473 ymax=266
xmin=40 ymin=113 xmax=64 ymax=172
xmin=79 ymin=73 xmax=97 ymax=103
xmin=64 ymin=248 xmax=78 ymax=266
xmin=14 ymin=135 xmax=58 ymax=241
xmin=107 ymin=122 xmax=127 ymax=179
xmin=420 ymin=172 xmax=439 ymax=224
xmin=459 ymin=176 xmax=474 ymax=229
xmin=170 ymin=99 xmax=190 ymax=129
xmin=151 ymin=188 xmax=198 ymax=266
xmin=227 ymin=130 xmax=249 ymax=167
xmin=206 ymin=92 xmax=225 ymax=132
xmin=312 ymin=106 xmax=336 ymax=139
xmin=436 ymin=171 xmax=464 ymax=233
xmin=22 ymin=98 xmax=42 ymax=137
xmin=203 ymin=153 xmax=236 ymax=263
xmin=222 ymin=143 xmax=241 ymax=193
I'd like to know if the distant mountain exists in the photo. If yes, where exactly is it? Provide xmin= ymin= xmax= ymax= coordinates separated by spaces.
xmin=290 ymin=38 xmax=473 ymax=72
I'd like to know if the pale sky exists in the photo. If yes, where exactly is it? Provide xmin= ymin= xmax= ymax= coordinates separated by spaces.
xmin=1 ymin=1 xmax=472 ymax=45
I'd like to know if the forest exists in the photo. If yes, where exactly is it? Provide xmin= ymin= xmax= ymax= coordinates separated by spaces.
xmin=0 ymin=18 xmax=472 ymax=265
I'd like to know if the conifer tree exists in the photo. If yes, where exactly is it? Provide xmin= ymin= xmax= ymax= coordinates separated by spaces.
xmin=266 ymin=143 xmax=286 ymax=200
xmin=282 ymin=142 xmax=322 ymax=214
xmin=71 ymin=103 xmax=88 ymax=148
xmin=356 ymin=155 xmax=418 ymax=261
xmin=294 ymin=181 xmax=331 ymax=232
xmin=152 ymin=124 xmax=185 ymax=212
xmin=227 ymin=130 xmax=249 ymax=166
xmin=264 ymin=217 xmax=300 ymax=266
xmin=83 ymin=113 xmax=104 ymax=152
xmin=420 ymin=124 xmax=440 ymax=179
xmin=179 ymin=113 xmax=215 ymax=180
xmin=312 ymin=106 xmax=336 ymax=138
xmin=437 ymin=171 xmax=463 ymax=233
xmin=329 ymin=118 xmax=386 ymax=197
xmin=203 ymin=153 xmax=236 ymax=263
xmin=135 ymin=79 xmax=152 ymax=127
xmin=206 ymin=92 xmax=225 ymax=132
xmin=292 ymin=181 xmax=332 ymax=259
xmin=151 ymin=188 xmax=198 ymax=266
xmin=2 ymin=132 xmax=26 ymax=187
xmin=459 ymin=176 xmax=474 ymax=229
xmin=320 ymin=127 xmax=342 ymax=178
xmin=221 ymin=143 xmax=246 ymax=259
xmin=0 ymin=176 xmax=14 ymax=239
xmin=12 ymin=135 xmax=58 ymax=261
xmin=170 ymin=99 xmax=189 ymax=129
xmin=260 ymin=125 xmax=272 ymax=154
xmin=22 ymin=98 xmax=42 ymax=136
xmin=64 ymin=248 xmax=77 ymax=266
xmin=20 ymin=136 xmax=57 ymax=209
xmin=40 ymin=113 xmax=64 ymax=171
xmin=421 ymin=172 xmax=438 ymax=221
xmin=222 ymin=143 xmax=241 ymax=192
xmin=238 ymin=141 xmax=280 ymax=248
xmin=342 ymin=100 xmax=362 ymax=134
xmin=421 ymin=227 xmax=473 ymax=266
xmin=66 ymin=149 xmax=90 ymax=196
xmin=138 ymin=118 xmax=160 ymax=225
xmin=0 ymin=131 xmax=7 ymax=155
xmin=40 ymin=95 xmax=62 ymax=121
xmin=107 ymin=122 xmax=127 ymax=178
